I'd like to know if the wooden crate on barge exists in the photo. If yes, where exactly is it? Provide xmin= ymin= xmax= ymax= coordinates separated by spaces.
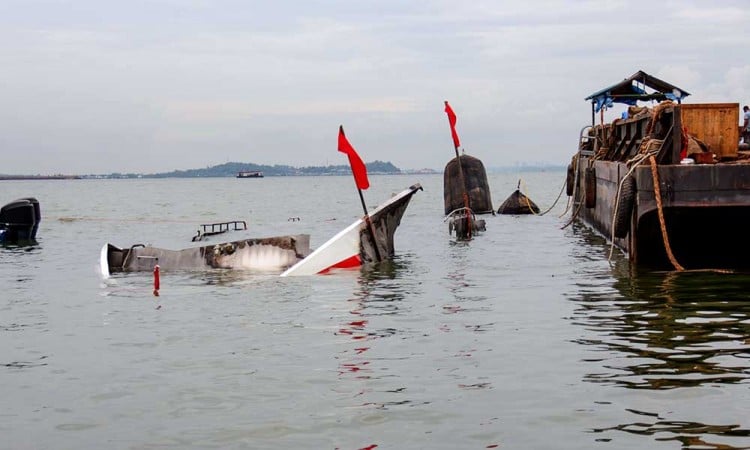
xmin=680 ymin=103 xmax=739 ymax=159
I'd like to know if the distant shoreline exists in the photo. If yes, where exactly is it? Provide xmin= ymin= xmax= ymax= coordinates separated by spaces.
xmin=0 ymin=165 xmax=564 ymax=180
xmin=0 ymin=175 xmax=81 ymax=181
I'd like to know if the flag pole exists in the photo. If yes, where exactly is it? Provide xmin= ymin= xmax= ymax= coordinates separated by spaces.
xmin=339 ymin=125 xmax=382 ymax=261
xmin=357 ymin=188 xmax=382 ymax=262
xmin=454 ymin=142 xmax=472 ymax=239
xmin=445 ymin=101 xmax=472 ymax=238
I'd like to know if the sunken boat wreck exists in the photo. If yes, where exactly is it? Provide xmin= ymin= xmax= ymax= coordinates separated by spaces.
xmin=569 ymin=70 xmax=750 ymax=270
xmin=102 ymin=183 xmax=422 ymax=277
xmin=443 ymin=154 xmax=492 ymax=238
xmin=442 ymin=101 xmax=494 ymax=239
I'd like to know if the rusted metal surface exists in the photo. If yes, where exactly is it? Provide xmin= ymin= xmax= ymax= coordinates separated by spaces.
xmin=497 ymin=190 xmax=539 ymax=214
xmin=107 ymin=234 xmax=311 ymax=272
xmin=575 ymin=160 xmax=630 ymax=252
xmin=443 ymin=154 xmax=493 ymax=215
xmin=573 ymin=73 xmax=750 ymax=268
xmin=359 ymin=183 xmax=422 ymax=262
xmin=574 ymin=158 xmax=750 ymax=269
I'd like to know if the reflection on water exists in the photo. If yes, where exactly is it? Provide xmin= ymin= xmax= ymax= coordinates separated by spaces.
xmin=572 ymin=264 xmax=750 ymax=390
xmin=569 ymin=225 xmax=750 ymax=448
xmin=336 ymin=255 xmax=422 ymax=413
xmin=594 ymin=419 xmax=750 ymax=449
xmin=1 ymin=243 xmax=48 ymax=370
xmin=7 ymin=175 xmax=750 ymax=449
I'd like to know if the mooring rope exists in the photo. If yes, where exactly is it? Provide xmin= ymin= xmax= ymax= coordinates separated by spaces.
xmin=607 ymin=150 xmax=657 ymax=261
xmin=648 ymin=155 xmax=685 ymax=271
xmin=560 ymin=196 xmax=584 ymax=229
xmin=519 ymin=178 xmax=566 ymax=217
xmin=560 ymin=154 xmax=579 ymax=227
xmin=607 ymin=147 xmax=733 ymax=274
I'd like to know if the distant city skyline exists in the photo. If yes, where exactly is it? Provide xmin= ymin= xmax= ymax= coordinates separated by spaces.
xmin=1 ymin=0 xmax=748 ymax=175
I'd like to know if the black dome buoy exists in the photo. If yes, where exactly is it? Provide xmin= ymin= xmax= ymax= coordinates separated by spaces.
xmin=443 ymin=154 xmax=493 ymax=215
xmin=497 ymin=189 xmax=539 ymax=215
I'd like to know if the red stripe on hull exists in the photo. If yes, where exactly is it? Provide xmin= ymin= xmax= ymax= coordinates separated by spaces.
xmin=317 ymin=255 xmax=361 ymax=274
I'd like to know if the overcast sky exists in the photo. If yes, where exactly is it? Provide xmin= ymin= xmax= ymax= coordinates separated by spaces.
xmin=1 ymin=0 xmax=749 ymax=175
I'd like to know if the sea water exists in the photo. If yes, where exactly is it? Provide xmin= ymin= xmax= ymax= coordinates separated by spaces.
xmin=2 ymin=172 xmax=750 ymax=449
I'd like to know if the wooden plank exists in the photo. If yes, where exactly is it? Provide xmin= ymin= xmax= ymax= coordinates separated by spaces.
xmin=681 ymin=103 xmax=740 ymax=159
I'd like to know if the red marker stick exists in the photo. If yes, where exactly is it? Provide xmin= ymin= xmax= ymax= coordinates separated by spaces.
xmin=153 ymin=264 xmax=160 ymax=296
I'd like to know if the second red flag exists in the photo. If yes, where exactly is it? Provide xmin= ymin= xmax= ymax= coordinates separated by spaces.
xmin=338 ymin=126 xmax=370 ymax=190
xmin=444 ymin=101 xmax=461 ymax=149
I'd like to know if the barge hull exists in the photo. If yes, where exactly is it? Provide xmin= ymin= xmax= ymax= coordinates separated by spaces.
xmin=576 ymin=159 xmax=750 ymax=270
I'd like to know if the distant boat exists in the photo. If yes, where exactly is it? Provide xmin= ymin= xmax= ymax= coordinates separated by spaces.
xmin=237 ymin=171 xmax=264 ymax=178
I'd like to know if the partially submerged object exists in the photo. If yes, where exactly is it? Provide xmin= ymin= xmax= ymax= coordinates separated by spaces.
xmin=443 ymin=155 xmax=493 ymax=239
xmin=443 ymin=154 xmax=494 ymax=215
xmin=570 ymin=70 xmax=750 ymax=270
xmin=101 ymin=183 xmax=422 ymax=277
xmin=445 ymin=208 xmax=486 ymax=237
xmin=281 ymin=183 xmax=422 ymax=276
xmin=497 ymin=185 xmax=540 ymax=215
xmin=442 ymin=102 xmax=492 ymax=240
xmin=0 ymin=197 xmax=41 ymax=244
xmin=102 ymin=235 xmax=311 ymax=276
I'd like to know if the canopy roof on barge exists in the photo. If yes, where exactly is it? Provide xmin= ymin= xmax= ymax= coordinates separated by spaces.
xmin=585 ymin=70 xmax=690 ymax=112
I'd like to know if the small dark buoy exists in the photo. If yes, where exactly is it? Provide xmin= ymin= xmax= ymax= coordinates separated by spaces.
xmin=497 ymin=181 xmax=539 ymax=215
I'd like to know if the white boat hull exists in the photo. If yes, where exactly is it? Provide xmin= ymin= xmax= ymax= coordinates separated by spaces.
xmin=281 ymin=183 xmax=422 ymax=276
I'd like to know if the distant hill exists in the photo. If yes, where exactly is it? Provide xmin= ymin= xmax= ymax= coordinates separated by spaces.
xmin=85 ymin=160 xmax=407 ymax=179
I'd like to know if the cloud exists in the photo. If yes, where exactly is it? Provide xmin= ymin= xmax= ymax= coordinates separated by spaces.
xmin=1 ymin=0 xmax=749 ymax=174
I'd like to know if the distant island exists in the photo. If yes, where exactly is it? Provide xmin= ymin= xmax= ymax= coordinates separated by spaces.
xmin=1 ymin=161 xmax=564 ymax=180
xmin=78 ymin=161 xmax=438 ymax=179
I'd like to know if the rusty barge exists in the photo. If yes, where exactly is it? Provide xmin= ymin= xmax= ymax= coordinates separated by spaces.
xmin=569 ymin=71 xmax=750 ymax=270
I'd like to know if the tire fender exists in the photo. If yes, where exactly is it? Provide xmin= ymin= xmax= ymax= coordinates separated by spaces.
xmin=614 ymin=175 xmax=636 ymax=238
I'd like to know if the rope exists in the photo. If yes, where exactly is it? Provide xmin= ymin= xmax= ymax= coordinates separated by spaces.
xmin=607 ymin=150 xmax=657 ymax=261
xmin=648 ymin=155 xmax=685 ymax=271
xmin=606 ymin=122 xmax=674 ymax=260
xmin=561 ymin=154 xmax=583 ymax=228
xmin=607 ymin=147 xmax=733 ymax=274
xmin=560 ymin=196 xmax=584 ymax=229
xmin=518 ymin=178 xmax=566 ymax=216
xmin=647 ymin=152 xmax=731 ymax=273
xmin=562 ymin=155 xmax=596 ymax=229
xmin=560 ymin=196 xmax=572 ymax=217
